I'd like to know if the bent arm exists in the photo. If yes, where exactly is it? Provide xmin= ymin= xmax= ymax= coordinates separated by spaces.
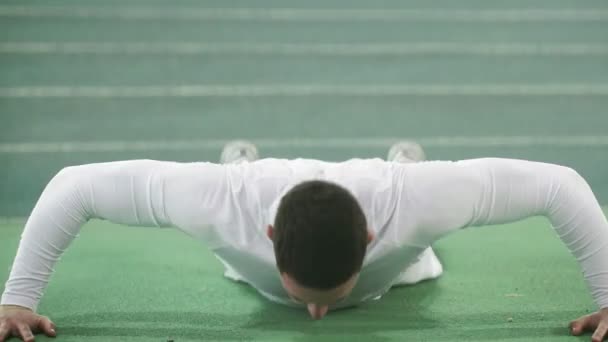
xmin=1 ymin=160 xmax=229 ymax=311
xmin=404 ymin=158 xmax=608 ymax=308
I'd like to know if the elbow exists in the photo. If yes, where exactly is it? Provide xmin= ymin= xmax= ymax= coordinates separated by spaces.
xmin=52 ymin=165 xmax=89 ymax=185
xmin=556 ymin=166 xmax=588 ymax=189
xmin=547 ymin=165 xmax=593 ymax=213
xmin=56 ymin=165 xmax=80 ymax=178
xmin=46 ymin=165 xmax=91 ymax=210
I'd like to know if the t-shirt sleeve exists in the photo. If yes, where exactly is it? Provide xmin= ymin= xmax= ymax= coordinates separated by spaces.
xmin=1 ymin=160 xmax=231 ymax=311
xmin=400 ymin=158 xmax=608 ymax=309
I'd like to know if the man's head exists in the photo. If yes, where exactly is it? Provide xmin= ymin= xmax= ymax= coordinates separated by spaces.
xmin=266 ymin=180 xmax=373 ymax=319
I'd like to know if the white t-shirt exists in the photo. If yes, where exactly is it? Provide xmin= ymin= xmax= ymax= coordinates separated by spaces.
xmin=2 ymin=158 xmax=608 ymax=312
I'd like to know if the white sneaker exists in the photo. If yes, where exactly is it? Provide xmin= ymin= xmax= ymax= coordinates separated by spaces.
xmin=387 ymin=141 xmax=426 ymax=163
xmin=220 ymin=140 xmax=259 ymax=164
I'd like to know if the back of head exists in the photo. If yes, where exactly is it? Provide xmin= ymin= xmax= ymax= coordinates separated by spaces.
xmin=272 ymin=180 xmax=368 ymax=290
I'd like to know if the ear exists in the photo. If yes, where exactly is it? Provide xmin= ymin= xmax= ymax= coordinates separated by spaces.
xmin=267 ymin=225 xmax=274 ymax=241
xmin=367 ymin=230 xmax=375 ymax=244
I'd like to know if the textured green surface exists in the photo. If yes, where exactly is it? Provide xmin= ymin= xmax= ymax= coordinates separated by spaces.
xmin=0 ymin=216 xmax=599 ymax=341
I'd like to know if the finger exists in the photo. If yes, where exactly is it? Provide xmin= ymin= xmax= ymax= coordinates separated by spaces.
xmin=16 ymin=324 xmax=35 ymax=342
xmin=592 ymin=321 xmax=608 ymax=342
xmin=571 ymin=314 xmax=601 ymax=335
xmin=36 ymin=316 xmax=56 ymax=337
xmin=570 ymin=317 xmax=588 ymax=336
xmin=0 ymin=322 xmax=10 ymax=342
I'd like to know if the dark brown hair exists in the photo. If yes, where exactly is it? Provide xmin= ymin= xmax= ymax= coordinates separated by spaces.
xmin=272 ymin=180 xmax=368 ymax=290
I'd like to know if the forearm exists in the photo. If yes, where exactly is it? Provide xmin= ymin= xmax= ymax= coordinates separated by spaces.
xmin=1 ymin=160 xmax=226 ymax=311
xmin=470 ymin=159 xmax=608 ymax=308
xmin=406 ymin=158 xmax=608 ymax=308
xmin=1 ymin=161 xmax=167 ymax=310
xmin=542 ymin=167 xmax=608 ymax=309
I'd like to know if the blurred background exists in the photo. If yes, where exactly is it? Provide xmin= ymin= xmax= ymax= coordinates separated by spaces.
xmin=1 ymin=0 xmax=607 ymax=217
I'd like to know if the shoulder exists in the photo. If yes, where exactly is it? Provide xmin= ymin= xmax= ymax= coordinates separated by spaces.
xmin=325 ymin=158 xmax=400 ymax=222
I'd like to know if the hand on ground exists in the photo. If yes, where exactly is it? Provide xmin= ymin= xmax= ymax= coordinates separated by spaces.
xmin=0 ymin=305 xmax=56 ymax=342
xmin=571 ymin=308 xmax=608 ymax=342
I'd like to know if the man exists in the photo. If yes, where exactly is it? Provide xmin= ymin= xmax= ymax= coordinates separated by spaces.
xmin=1 ymin=140 xmax=607 ymax=342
